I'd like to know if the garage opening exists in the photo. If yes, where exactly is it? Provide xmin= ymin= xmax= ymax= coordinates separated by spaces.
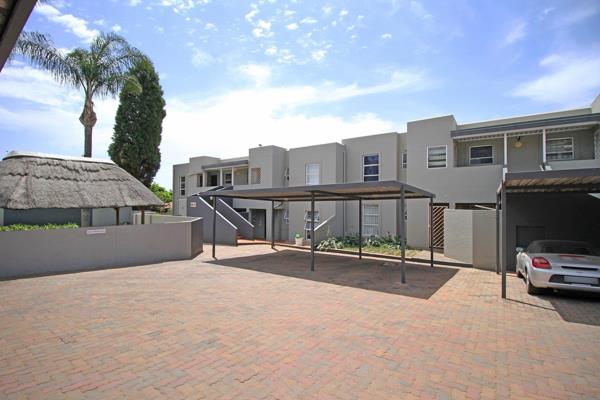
xmin=497 ymin=168 xmax=600 ymax=298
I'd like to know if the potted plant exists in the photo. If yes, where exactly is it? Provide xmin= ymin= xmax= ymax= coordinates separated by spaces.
xmin=294 ymin=233 xmax=304 ymax=246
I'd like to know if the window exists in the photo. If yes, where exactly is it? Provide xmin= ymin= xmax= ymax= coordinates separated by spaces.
xmin=304 ymin=210 xmax=320 ymax=239
xmin=305 ymin=163 xmax=320 ymax=185
xmin=469 ymin=145 xmax=493 ymax=165
xmin=207 ymin=171 xmax=219 ymax=186
xmin=546 ymin=137 xmax=574 ymax=161
xmin=179 ymin=176 xmax=186 ymax=196
xmin=196 ymin=173 xmax=203 ymax=187
xmin=251 ymin=168 xmax=261 ymax=184
xmin=363 ymin=154 xmax=380 ymax=181
xmin=402 ymin=152 xmax=407 ymax=169
xmin=224 ymin=171 xmax=232 ymax=185
xmin=362 ymin=204 xmax=379 ymax=237
xmin=427 ymin=145 xmax=447 ymax=168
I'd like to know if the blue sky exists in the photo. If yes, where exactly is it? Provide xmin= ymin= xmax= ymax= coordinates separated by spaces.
xmin=1 ymin=0 xmax=599 ymax=187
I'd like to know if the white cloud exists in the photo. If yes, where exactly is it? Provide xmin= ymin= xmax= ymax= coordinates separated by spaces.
xmin=311 ymin=50 xmax=327 ymax=62
xmin=239 ymin=64 xmax=272 ymax=86
xmin=191 ymin=48 xmax=214 ymax=67
xmin=0 ymin=66 xmax=434 ymax=186
xmin=111 ymin=24 xmax=122 ymax=32
xmin=300 ymin=17 xmax=318 ymax=24
xmin=252 ymin=19 xmax=273 ymax=38
xmin=409 ymin=0 xmax=432 ymax=19
xmin=322 ymin=5 xmax=333 ymax=15
xmin=159 ymin=0 xmax=205 ymax=13
xmin=245 ymin=6 xmax=259 ymax=22
xmin=0 ymin=66 xmax=117 ymax=159
xmin=35 ymin=4 xmax=99 ymax=43
xmin=503 ymin=20 xmax=526 ymax=45
xmin=339 ymin=9 xmax=349 ymax=17
xmin=204 ymin=22 xmax=217 ymax=30
xmin=556 ymin=2 xmax=600 ymax=26
xmin=129 ymin=0 xmax=142 ymax=5
xmin=160 ymin=97 xmax=394 ymax=186
xmin=286 ymin=22 xmax=299 ymax=30
xmin=265 ymin=46 xmax=278 ymax=56
xmin=278 ymin=49 xmax=295 ymax=63
xmin=283 ymin=9 xmax=296 ymax=17
xmin=381 ymin=33 xmax=392 ymax=39
xmin=511 ymin=53 xmax=600 ymax=106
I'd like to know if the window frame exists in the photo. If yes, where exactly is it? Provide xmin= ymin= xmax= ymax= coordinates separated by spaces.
xmin=427 ymin=145 xmax=448 ymax=169
xmin=196 ymin=173 xmax=203 ymax=187
xmin=362 ymin=153 xmax=380 ymax=182
xmin=305 ymin=163 xmax=321 ymax=186
xmin=468 ymin=145 xmax=494 ymax=166
xmin=362 ymin=203 xmax=380 ymax=237
xmin=224 ymin=170 xmax=232 ymax=185
xmin=250 ymin=167 xmax=261 ymax=185
xmin=545 ymin=136 xmax=574 ymax=161
xmin=179 ymin=176 xmax=186 ymax=196
xmin=401 ymin=151 xmax=407 ymax=169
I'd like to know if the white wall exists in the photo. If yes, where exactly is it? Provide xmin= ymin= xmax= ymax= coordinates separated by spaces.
xmin=443 ymin=209 xmax=496 ymax=270
xmin=0 ymin=218 xmax=203 ymax=279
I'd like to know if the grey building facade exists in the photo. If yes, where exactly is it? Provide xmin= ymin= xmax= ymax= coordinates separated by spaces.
xmin=173 ymin=94 xmax=600 ymax=251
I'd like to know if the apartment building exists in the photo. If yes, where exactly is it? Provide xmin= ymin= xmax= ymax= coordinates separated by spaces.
xmin=173 ymin=94 xmax=600 ymax=251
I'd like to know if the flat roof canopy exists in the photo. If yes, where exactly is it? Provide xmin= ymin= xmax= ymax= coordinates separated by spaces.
xmin=199 ymin=180 xmax=435 ymax=202
xmin=206 ymin=180 xmax=436 ymax=277
xmin=501 ymin=168 xmax=600 ymax=194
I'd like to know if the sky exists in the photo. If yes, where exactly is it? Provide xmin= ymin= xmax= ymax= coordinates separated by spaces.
xmin=1 ymin=0 xmax=599 ymax=188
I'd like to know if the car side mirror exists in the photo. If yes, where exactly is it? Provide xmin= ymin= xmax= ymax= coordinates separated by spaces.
xmin=516 ymin=247 xmax=524 ymax=253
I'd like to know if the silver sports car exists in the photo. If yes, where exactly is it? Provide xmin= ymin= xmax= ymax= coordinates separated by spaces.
xmin=516 ymin=240 xmax=600 ymax=295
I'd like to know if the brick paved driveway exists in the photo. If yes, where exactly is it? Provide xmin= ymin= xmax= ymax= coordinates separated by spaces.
xmin=1 ymin=245 xmax=599 ymax=399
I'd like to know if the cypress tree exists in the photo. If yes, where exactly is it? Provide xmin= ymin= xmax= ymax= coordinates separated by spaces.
xmin=109 ymin=58 xmax=166 ymax=187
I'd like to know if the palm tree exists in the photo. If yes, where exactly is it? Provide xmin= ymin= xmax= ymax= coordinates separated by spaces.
xmin=15 ymin=32 xmax=144 ymax=157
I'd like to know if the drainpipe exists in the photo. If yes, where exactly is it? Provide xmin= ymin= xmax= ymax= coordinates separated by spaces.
xmin=503 ymin=133 xmax=508 ymax=169
xmin=542 ymin=128 xmax=547 ymax=169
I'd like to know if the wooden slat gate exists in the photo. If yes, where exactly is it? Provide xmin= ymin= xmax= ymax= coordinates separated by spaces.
xmin=431 ymin=205 xmax=447 ymax=249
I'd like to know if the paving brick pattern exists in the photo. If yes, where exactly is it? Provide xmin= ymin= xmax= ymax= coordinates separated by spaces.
xmin=1 ymin=245 xmax=599 ymax=399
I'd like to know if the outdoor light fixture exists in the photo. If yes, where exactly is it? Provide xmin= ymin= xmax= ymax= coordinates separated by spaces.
xmin=514 ymin=136 xmax=523 ymax=148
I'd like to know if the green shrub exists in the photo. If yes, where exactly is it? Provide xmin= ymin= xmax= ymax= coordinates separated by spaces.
xmin=0 ymin=223 xmax=79 ymax=232
xmin=316 ymin=237 xmax=345 ymax=251
xmin=317 ymin=233 xmax=409 ymax=252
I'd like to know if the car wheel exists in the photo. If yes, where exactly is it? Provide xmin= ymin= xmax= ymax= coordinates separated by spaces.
xmin=526 ymin=271 xmax=542 ymax=295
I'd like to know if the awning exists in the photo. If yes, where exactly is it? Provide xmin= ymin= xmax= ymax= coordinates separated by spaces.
xmin=202 ymin=180 xmax=435 ymax=202
xmin=206 ymin=180 xmax=436 ymax=278
xmin=502 ymin=168 xmax=600 ymax=194
xmin=451 ymin=113 xmax=600 ymax=141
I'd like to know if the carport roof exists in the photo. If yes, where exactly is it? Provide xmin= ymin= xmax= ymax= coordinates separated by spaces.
xmin=197 ymin=180 xmax=434 ymax=201
xmin=502 ymin=168 xmax=600 ymax=194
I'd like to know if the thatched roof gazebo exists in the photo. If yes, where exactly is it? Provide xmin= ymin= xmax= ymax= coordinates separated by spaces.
xmin=0 ymin=151 xmax=162 ymax=226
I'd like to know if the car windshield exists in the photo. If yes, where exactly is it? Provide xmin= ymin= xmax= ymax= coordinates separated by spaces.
xmin=527 ymin=241 xmax=599 ymax=256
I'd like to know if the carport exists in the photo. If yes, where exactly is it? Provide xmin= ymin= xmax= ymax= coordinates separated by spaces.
xmin=497 ymin=168 xmax=600 ymax=298
xmin=208 ymin=180 xmax=435 ymax=283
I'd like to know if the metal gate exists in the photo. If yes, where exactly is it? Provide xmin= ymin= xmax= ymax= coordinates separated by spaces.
xmin=431 ymin=204 xmax=448 ymax=249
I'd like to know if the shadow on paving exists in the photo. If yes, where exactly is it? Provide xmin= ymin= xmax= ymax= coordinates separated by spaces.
xmin=544 ymin=291 xmax=600 ymax=326
xmin=207 ymin=249 xmax=458 ymax=300
xmin=508 ymin=289 xmax=600 ymax=326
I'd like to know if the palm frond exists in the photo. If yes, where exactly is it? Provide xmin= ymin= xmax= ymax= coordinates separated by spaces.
xmin=15 ymin=32 xmax=81 ymax=88
xmin=87 ymin=33 xmax=145 ymax=98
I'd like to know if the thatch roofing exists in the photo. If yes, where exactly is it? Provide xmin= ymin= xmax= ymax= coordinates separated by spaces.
xmin=0 ymin=151 xmax=163 ymax=209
